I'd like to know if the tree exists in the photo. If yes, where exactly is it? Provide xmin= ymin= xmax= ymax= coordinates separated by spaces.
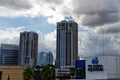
xmin=69 ymin=68 xmax=75 ymax=78
xmin=41 ymin=65 xmax=54 ymax=80
xmin=35 ymin=65 xmax=41 ymax=69
xmin=23 ymin=67 xmax=34 ymax=80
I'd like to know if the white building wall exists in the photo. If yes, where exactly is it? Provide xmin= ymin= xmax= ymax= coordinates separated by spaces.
xmin=86 ymin=56 xmax=107 ymax=80
xmin=106 ymin=56 xmax=120 ymax=79
xmin=86 ymin=56 xmax=120 ymax=80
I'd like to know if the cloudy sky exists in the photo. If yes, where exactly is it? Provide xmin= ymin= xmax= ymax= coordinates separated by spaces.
xmin=0 ymin=0 xmax=120 ymax=58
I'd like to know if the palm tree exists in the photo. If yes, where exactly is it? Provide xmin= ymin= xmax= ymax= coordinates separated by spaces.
xmin=23 ymin=67 xmax=34 ymax=80
xmin=41 ymin=65 xmax=54 ymax=80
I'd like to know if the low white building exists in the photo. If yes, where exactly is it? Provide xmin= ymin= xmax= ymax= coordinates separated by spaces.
xmin=85 ymin=56 xmax=120 ymax=80
xmin=55 ymin=66 xmax=75 ymax=78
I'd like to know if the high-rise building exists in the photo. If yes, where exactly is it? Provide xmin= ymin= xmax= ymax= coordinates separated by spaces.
xmin=19 ymin=31 xmax=38 ymax=67
xmin=0 ymin=44 xmax=19 ymax=66
xmin=46 ymin=51 xmax=53 ymax=65
xmin=55 ymin=20 xmax=78 ymax=68
xmin=37 ymin=51 xmax=54 ymax=67
xmin=37 ymin=52 xmax=47 ymax=67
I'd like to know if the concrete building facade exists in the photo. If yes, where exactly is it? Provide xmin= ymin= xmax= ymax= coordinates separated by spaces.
xmin=0 ymin=66 xmax=24 ymax=80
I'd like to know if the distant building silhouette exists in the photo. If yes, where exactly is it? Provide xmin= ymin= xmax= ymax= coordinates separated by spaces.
xmin=55 ymin=20 xmax=78 ymax=68
xmin=19 ymin=31 xmax=38 ymax=67
xmin=37 ymin=51 xmax=54 ymax=67
xmin=37 ymin=52 xmax=47 ymax=67
xmin=0 ymin=44 xmax=19 ymax=66
xmin=46 ymin=51 xmax=53 ymax=65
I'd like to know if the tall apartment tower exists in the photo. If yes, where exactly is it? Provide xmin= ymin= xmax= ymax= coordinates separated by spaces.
xmin=19 ymin=31 xmax=38 ymax=67
xmin=55 ymin=20 xmax=78 ymax=68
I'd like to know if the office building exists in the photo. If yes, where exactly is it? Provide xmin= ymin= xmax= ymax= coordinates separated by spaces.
xmin=37 ymin=51 xmax=54 ymax=66
xmin=0 ymin=44 xmax=19 ymax=66
xmin=37 ymin=52 xmax=47 ymax=67
xmin=55 ymin=20 xmax=78 ymax=68
xmin=19 ymin=31 xmax=38 ymax=67
xmin=46 ymin=51 xmax=53 ymax=65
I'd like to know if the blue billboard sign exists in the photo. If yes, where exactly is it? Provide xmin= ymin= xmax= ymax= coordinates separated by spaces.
xmin=75 ymin=60 xmax=85 ymax=68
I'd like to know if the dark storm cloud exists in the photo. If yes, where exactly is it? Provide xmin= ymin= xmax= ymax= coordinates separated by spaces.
xmin=0 ymin=0 xmax=32 ymax=10
xmin=82 ymin=13 xmax=119 ymax=26
xmin=72 ymin=0 xmax=118 ymax=15
xmin=98 ymin=22 xmax=120 ymax=34
xmin=72 ymin=0 xmax=120 ymax=26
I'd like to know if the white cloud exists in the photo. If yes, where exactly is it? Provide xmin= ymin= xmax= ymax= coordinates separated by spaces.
xmin=43 ymin=30 xmax=56 ymax=57
xmin=0 ymin=27 xmax=24 ymax=44
xmin=78 ymin=30 xmax=120 ymax=57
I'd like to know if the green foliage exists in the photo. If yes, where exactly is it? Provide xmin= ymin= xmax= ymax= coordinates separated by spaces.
xmin=35 ymin=65 xmax=41 ymax=69
xmin=41 ymin=65 xmax=54 ymax=80
xmin=69 ymin=68 xmax=76 ymax=77
xmin=23 ymin=67 xmax=34 ymax=80
xmin=57 ymin=76 xmax=64 ymax=80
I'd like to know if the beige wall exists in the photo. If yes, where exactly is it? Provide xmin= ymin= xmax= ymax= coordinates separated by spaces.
xmin=0 ymin=66 xmax=24 ymax=80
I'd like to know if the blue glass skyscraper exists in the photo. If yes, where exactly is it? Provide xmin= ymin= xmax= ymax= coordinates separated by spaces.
xmin=38 ymin=52 xmax=47 ymax=67
xmin=46 ymin=51 xmax=53 ymax=65
xmin=37 ymin=51 xmax=54 ymax=66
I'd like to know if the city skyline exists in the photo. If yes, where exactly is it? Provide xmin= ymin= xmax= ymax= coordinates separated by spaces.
xmin=0 ymin=0 xmax=120 ymax=58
